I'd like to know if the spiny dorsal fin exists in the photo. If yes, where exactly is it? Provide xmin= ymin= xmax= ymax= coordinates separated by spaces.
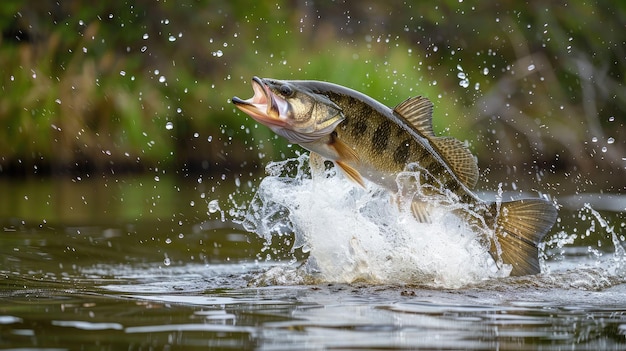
xmin=430 ymin=136 xmax=479 ymax=189
xmin=394 ymin=96 xmax=478 ymax=189
xmin=393 ymin=96 xmax=435 ymax=137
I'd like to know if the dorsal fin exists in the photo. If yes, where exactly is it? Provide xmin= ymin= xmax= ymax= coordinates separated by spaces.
xmin=393 ymin=96 xmax=435 ymax=137
xmin=394 ymin=96 xmax=479 ymax=189
xmin=430 ymin=137 xmax=479 ymax=189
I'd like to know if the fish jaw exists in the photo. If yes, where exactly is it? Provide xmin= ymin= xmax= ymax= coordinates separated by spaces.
xmin=232 ymin=77 xmax=290 ymax=129
xmin=233 ymin=77 xmax=343 ymax=144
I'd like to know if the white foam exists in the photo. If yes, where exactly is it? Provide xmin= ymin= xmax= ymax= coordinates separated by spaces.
xmin=242 ymin=154 xmax=511 ymax=288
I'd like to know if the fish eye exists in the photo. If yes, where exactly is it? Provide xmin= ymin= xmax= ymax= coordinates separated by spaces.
xmin=279 ymin=84 xmax=294 ymax=97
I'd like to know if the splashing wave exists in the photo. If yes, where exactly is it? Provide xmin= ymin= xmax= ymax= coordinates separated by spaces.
xmin=241 ymin=154 xmax=509 ymax=288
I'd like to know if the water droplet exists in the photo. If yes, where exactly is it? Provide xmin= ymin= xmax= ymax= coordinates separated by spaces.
xmin=208 ymin=199 xmax=220 ymax=213
xmin=141 ymin=46 xmax=147 ymax=52
xmin=142 ymin=33 xmax=149 ymax=40
xmin=159 ymin=76 xmax=166 ymax=83
xmin=165 ymin=121 xmax=173 ymax=130
xmin=212 ymin=50 xmax=223 ymax=57
xmin=608 ymin=116 xmax=615 ymax=122
xmin=163 ymin=257 xmax=171 ymax=266
xmin=459 ymin=79 xmax=470 ymax=88
xmin=165 ymin=238 xmax=172 ymax=244
xmin=482 ymin=67 xmax=489 ymax=75
xmin=119 ymin=70 xmax=126 ymax=76
xmin=527 ymin=64 xmax=536 ymax=71
xmin=168 ymin=35 xmax=176 ymax=42
xmin=601 ymin=146 xmax=608 ymax=153
xmin=607 ymin=137 xmax=615 ymax=144
xmin=154 ymin=175 xmax=160 ymax=182
xmin=591 ymin=137 xmax=598 ymax=143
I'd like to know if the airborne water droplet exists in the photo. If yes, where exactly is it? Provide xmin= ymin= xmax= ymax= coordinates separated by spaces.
xmin=208 ymin=199 xmax=220 ymax=213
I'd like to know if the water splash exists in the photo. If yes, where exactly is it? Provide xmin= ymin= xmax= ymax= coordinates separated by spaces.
xmin=236 ymin=154 xmax=626 ymax=289
xmin=540 ymin=201 xmax=626 ymax=287
xmin=582 ymin=203 xmax=626 ymax=275
xmin=240 ymin=153 xmax=506 ymax=288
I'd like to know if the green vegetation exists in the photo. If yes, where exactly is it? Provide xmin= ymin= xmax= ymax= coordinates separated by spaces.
xmin=0 ymin=1 xmax=624 ymax=191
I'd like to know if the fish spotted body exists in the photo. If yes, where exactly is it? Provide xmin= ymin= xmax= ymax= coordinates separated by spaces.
xmin=233 ymin=77 xmax=557 ymax=276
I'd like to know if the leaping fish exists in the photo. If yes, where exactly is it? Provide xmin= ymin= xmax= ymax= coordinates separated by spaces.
xmin=233 ymin=76 xmax=557 ymax=276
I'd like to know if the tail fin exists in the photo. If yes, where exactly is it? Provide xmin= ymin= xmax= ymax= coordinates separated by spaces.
xmin=488 ymin=198 xmax=557 ymax=276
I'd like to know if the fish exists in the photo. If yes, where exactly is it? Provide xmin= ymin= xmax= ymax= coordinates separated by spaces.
xmin=232 ymin=76 xmax=557 ymax=276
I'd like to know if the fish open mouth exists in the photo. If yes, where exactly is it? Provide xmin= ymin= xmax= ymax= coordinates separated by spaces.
xmin=232 ymin=77 xmax=287 ymax=127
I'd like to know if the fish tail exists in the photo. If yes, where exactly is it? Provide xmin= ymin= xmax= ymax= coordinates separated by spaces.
xmin=488 ymin=198 xmax=557 ymax=276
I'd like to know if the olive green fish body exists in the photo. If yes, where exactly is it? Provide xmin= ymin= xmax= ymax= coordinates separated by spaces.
xmin=233 ymin=77 xmax=557 ymax=276
xmin=298 ymin=81 xmax=479 ymax=203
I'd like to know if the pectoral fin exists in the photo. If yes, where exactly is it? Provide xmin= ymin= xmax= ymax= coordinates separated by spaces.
xmin=328 ymin=135 xmax=365 ymax=187
xmin=336 ymin=161 xmax=365 ymax=188
xmin=330 ymin=135 xmax=360 ymax=164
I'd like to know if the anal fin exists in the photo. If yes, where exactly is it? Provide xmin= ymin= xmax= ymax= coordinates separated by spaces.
xmin=410 ymin=200 xmax=432 ymax=223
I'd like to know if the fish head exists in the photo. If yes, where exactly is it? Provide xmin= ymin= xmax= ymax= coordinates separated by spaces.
xmin=233 ymin=77 xmax=344 ymax=143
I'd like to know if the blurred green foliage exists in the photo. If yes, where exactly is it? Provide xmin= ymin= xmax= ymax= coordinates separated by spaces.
xmin=0 ymin=0 xmax=624 ymax=191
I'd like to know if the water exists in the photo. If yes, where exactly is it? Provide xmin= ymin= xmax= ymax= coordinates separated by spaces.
xmin=1 ymin=161 xmax=626 ymax=350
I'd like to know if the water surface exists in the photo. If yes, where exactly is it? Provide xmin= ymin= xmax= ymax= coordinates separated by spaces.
xmin=1 ymin=168 xmax=625 ymax=350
